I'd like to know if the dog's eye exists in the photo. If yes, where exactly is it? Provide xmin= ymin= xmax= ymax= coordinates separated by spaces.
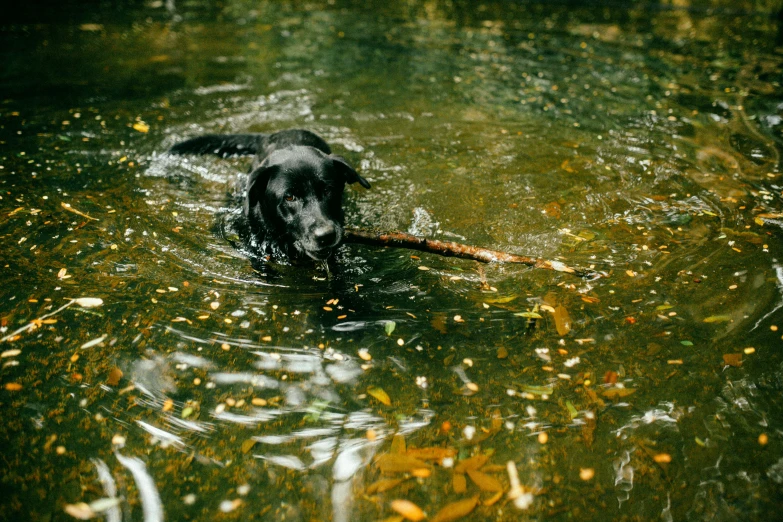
xmin=284 ymin=194 xmax=296 ymax=202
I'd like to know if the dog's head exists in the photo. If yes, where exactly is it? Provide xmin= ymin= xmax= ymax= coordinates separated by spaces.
xmin=244 ymin=146 xmax=370 ymax=260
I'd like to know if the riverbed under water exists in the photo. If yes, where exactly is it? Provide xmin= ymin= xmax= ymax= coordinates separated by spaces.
xmin=2 ymin=1 xmax=783 ymax=520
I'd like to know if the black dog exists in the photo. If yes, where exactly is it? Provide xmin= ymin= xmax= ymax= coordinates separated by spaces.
xmin=169 ymin=129 xmax=370 ymax=261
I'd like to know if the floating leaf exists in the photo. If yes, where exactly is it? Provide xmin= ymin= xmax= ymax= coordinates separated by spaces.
xmin=368 ymin=386 xmax=391 ymax=406
xmin=385 ymin=321 xmax=396 ymax=336
xmin=390 ymin=499 xmax=425 ymax=521
xmin=431 ymin=495 xmax=480 ymax=522
xmin=466 ymin=468 xmax=504 ymax=491
xmin=680 ymin=340 xmax=694 ymax=346
xmin=655 ymin=304 xmax=674 ymax=311
xmin=132 ymin=121 xmax=150 ymax=133
xmin=704 ymin=315 xmax=731 ymax=323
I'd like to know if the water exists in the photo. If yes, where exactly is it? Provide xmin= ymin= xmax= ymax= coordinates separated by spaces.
xmin=2 ymin=1 xmax=783 ymax=520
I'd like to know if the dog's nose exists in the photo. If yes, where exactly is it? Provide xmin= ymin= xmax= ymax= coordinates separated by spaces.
xmin=313 ymin=224 xmax=338 ymax=247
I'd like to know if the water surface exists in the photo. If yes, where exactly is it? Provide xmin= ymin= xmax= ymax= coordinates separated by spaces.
xmin=2 ymin=1 xmax=783 ymax=520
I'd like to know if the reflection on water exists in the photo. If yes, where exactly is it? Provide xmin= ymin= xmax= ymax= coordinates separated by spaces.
xmin=1 ymin=0 xmax=783 ymax=520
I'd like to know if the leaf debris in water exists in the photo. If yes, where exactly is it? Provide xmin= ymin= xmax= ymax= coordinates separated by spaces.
xmin=81 ymin=335 xmax=107 ymax=349
xmin=61 ymin=202 xmax=99 ymax=221
xmin=106 ymin=367 xmax=123 ymax=386
xmin=453 ymin=454 xmax=488 ymax=474
xmin=723 ymin=353 xmax=742 ymax=367
xmin=553 ymin=305 xmax=572 ymax=336
xmin=390 ymin=499 xmax=425 ymax=521
xmin=431 ymin=495 xmax=479 ymax=522
xmin=366 ymin=477 xmax=406 ymax=494
xmin=466 ymin=468 xmax=503 ymax=491
xmin=601 ymin=387 xmax=636 ymax=399
xmin=375 ymin=454 xmax=430 ymax=474
xmin=368 ymin=386 xmax=392 ymax=406
xmin=385 ymin=320 xmax=396 ymax=336
xmin=704 ymin=315 xmax=731 ymax=323
xmin=73 ymin=297 xmax=104 ymax=308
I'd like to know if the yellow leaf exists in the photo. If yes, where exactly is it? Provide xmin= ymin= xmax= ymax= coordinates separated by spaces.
xmin=601 ymin=387 xmax=636 ymax=399
xmin=375 ymin=454 xmax=430 ymax=474
xmin=454 ymin=454 xmax=488 ymax=474
xmin=553 ymin=305 xmax=572 ymax=336
xmin=366 ymin=477 xmax=406 ymax=494
xmin=132 ymin=122 xmax=150 ymax=133
xmin=431 ymin=495 xmax=480 ymax=522
xmin=406 ymin=447 xmax=457 ymax=461
xmin=368 ymin=386 xmax=391 ymax=406
xmin=390 ymin=499 xmax=425 ymax=521
xmin=466 ymin=468 xmax=504 ymax=491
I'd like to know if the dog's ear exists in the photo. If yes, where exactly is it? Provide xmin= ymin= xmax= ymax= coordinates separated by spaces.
xmin=331 ymin=155 xmax=371 ymax=189
xmin=244 ymin=165 xmax=278 ymax=217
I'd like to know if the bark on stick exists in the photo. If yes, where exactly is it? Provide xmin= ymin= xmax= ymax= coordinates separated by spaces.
xmin=344 ymin=229 xmax=597 ymax=278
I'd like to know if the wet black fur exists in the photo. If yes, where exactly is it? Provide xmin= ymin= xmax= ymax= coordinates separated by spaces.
xmin=169 ymin=129 xmax=370 ymax=260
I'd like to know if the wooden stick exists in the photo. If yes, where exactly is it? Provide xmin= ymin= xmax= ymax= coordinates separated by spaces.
xmin=344 ymin=228 xmax=599 ymax=278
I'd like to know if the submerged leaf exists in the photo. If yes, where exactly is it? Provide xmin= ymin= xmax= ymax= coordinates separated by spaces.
xmin=723 ymin=353 xmax=742 ymax=367
xmin=703 ymin=315 xmax=731 ymax=323
xmin=452 ymin=473 xmax=467 ymax=493
xmin=513 ymin=312 xmax=543 ymax=319
xmin=431 ymin=495 xmax=480 ymax=522
xmin=390 ymin=499 xmax=425 ymax=521
xmin=376 ymin=454 xmax=430 ymax=474
xmin=391 ymin=433 xmax=406 ymax=454
xmin=385 ymin=321 xmax=396 ymax=336
xmin=519 ymin=384 xmax=554 ymax=396
xmin=553 ymin=305 xmax=572 ymax=336
xmin=601 ymin=387 xmax=636 ymax=399
xmin=454 ymin=454 xmax=488 ymax=474
xmin=407 ymin=447 xmax=457 ymax=461
xmin=73 ymin=297 xmax=104 ymax=308
xmin=368 ymin=386 xmax=392 ymax=406
xmin=466 ymin=468 xmax=504 ymax=491
xmin=366 ymin=477 xmax=406 ymax=494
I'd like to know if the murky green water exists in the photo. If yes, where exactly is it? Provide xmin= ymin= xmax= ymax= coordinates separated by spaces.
xmin=2 ymin=0 xmax=783 ymax=520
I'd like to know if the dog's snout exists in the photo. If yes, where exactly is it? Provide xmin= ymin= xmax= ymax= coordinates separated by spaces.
xmin=313 ymin=224 xmax=338 ymax=247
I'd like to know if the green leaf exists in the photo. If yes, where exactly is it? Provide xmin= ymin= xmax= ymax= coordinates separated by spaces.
xmin=565 ymin=400 xmax=578 ymax=419
xmin=703 ymin=315 xmax=731 ymax=323
xmin=514 ymin=312 xmax=543 ymax=319
xmin=384 ymin=320 xmax=396 ymax=336
xmin=680 ymin=340 xmax=694 ymax=346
